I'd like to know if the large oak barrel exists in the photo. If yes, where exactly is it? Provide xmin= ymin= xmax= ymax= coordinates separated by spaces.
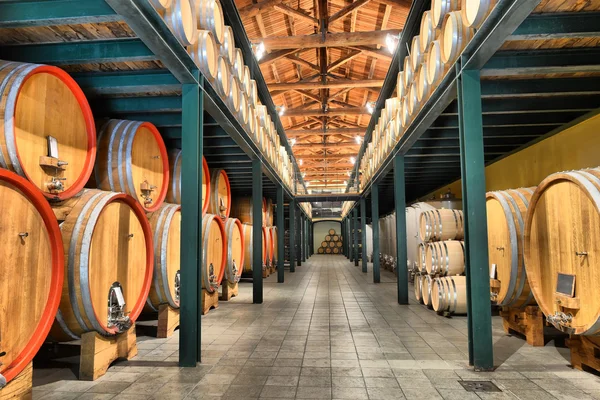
xmin=425 ymin=240 xmax=465 ymax=276
xmin=266 ymin=198 xmax=274 ymax=227
xmin=232 ymin=48 xmax=244 ymax=82
xmin=265 ymin=226 xmax=273 ymax=267
xmin=230 ymin=196 xmax=267 ymax=225
xmin=333 ymin=247 xmax=340 ymax=254
xmin=441 ymin=11 xmax=474 ymax=64
xmin=325 ymin=247 xmax=332 ymax=254
xmin=318 ymin=247 xmax=324 ymax=254
xmin=189 ymin=30 xmax=218 ymax=81
xmin=0 ymin=61 xmax=96 ymax=201
xmin=94 ymin=119 xmax=169 ymax=212
xmin=487 ymin=188 xmax=536 ymax=308
xmin=241 ymin=223 xmax=267 ymax=272
xmin=406 ymin=202 xmax=436 ymax=271
xmin=223 ymin=218 xmax=244 ymax=284
xmin=196 ymin=0 xmax=225 ymax=44
xmin=201 ymin=213 xmax=226 ymax=292
xmin=147 ymin=203 xmax=181 ymax=311
xmin=165 ymin=150 xmax=210 ymax=214
xmin=50 ymin=190 xmax=153 ymax=340
xmin=163 ymin=0 xmax=198 ymax=46
xmin=431 ymin=276 xmax=467 ymax=315
xmin=461 ymin=0 xmax=497 ymax=28
xmin=524 ymin=169 xmax=600 ymax=334
xmin=0 ymin=170 xmax=64 ymax=385
xmin=227 ymin=72 xmax=242 ymax=114
xmin=432 ymin=0 xmax=460 ymax=28
xmin=208 ymin=168 xmax=231 ymax=219
xmin=419 ymin=209 xmax=463 ymax=242
xmin=271 ymin=226 xmax=279 ymax=265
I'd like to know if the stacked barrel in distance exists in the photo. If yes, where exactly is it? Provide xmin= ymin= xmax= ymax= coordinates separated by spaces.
xmin=415 ymin=209 xmax=466 ymax=315
xmin=317 ymin=229 xmax=343 ymax=254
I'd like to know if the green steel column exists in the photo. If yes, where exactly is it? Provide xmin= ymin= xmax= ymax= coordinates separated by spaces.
xmin=353 ymin=208 xmax=358 ymax=266
xmin=458 ymin=68 xmax=493 ymax=371
xmin=301 ymin=214 xmax=306 ymax=262
xmin=348 ymin=217 xmax=353 ymax=262
xmin=289 ymin=200 xmax=296 ymax=273
xmin=360 ymin=197 xmax=368 ymax=273
xmin=296 ymin=208 xmax=302 ymax=267
xmin=179 ymin=77 xmax=202 ymax=367
xmin=341 ymin=219 xmax=346 ymax=257
xmin=252 ymin=159 xmax=263 ymax=304
xmin=277 ymin=186 xmax=285 ymax=283
xmin=394 ymin=154 xmax=409 ymax=304
xmin=372 ymin=184 xmax=380 ymax=283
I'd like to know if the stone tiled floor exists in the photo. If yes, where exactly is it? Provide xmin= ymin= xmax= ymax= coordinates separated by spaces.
xmin=32 ymin=255 xmax=600 ymax=399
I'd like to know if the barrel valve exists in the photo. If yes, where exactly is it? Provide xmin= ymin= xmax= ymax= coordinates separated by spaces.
xmin=18 ymin=232 xmax=29 ymax=239
xmin=175 ymin=270 xmax=181 ymax=302
xmin=208 ymin=263 xmax=218 ymax=291
xmin=47 ymin=177 xmax=66 ymax=192
xmin=547 ymin=311 xmax=573 ymax=329
xmin=107 ymin=282 xmax=131 ymax=332
xmin=140 ymin=181 xmax=156 ymax=206
xmin=575 ymin=251 xmax=588 ymax=257
xmin=231 ymin=261 xmax=240 ymax=283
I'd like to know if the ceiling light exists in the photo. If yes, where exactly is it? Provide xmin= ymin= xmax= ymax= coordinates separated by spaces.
xmin=350 ymin=157 xmax=356 ymax=165
xmin=254 ymin=42 xmax=266 ymax=60
xmin=366 ymin=101 xmax=375 ymax=114
xmin=278 ymin=105 xmax=285 ymax=116
xmin=290 ymin=138 xmax=296 ymax=146
xmin=385 ymin=33 xmax=399 ymax=54
xmin=299 ymin=158 xmax=303 ymax=165
xmin=344 ymin=180 xmax=347 ymax=186
xmin=355 ymin=135 xmax=362 ymax=144
xmin=306 ymin=181 xmax=310 ymax=187
xmin=347 ymin=171 xmax=351 ymax=176
xmin=302 ymin=172 xmax=306 ymax=177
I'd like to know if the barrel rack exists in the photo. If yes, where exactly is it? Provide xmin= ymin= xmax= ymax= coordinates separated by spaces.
xmin=0 ymin=0 xmax=313 ymax=368
xmin=340 ymin=0 xmax=600 ymax=370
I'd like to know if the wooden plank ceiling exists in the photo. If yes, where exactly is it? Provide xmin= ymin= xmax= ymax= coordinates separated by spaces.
xmin=235 ymin=0 xmax=412 ymax=189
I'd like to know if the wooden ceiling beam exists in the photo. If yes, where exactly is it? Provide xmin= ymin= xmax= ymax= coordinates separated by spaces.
xmin=239 ymin=0 xmax=283 ymax=18
xmin=329 ymin=0 xmax=371 ymax=24
xmin=259 ymin=48 xmax=299 ymax=65
xmin=329 ymin=87 xmax=353 ymax=100
xmin=327 ymin=50 xmax=363 ymax=72
xmin=284 ymin=107 xmax=369 ymax=117
xmin=372 ymin=0 xmax=412 ymax=9
xmin=288 ymin=119 xmax=318 ymax=130
xmin=295 ymin=143 xmax=360 ymax=149
xmin=255 ymin=29 xmax=401 ymax=50
xmin=287 ymin=128 xmax=365 ymax=135
xmin=298 ymin=154 xmax=356 ymax=160
xmin=273 ymin=4 xmax=320 ymax=26
xmin=286 ymin=55 xmax=320 ymax=72
xmin=293 ymin=89 xmax=322 ymax=102
xmin=269 ymin=79 xmax=384 ymax=90
xmin=348 ymin=45 xmax=393 ymax=61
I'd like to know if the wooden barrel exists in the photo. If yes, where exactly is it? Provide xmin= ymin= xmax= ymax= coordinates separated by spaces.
xmin=196 ymin=0 xmax=225 ymax=44
xmin=416 ymin=62 xmax=431 ymax=103
xmin=149 ymin=0 xmax=172 ymax=12
xmin=215 ymin=56 xmax=231 ymax=99
xmin=0 ymin=61 xmax=96 ymax=201
xmin=230 ymin=196 xmax=267 ymax=225
xmin=201 ymin=213 xmax=226 ymax=292
xmin=241 ymin=223 xmax=267 ymax=272
xmin=421 ymin=274 xmax=433 ymax=308
xmin=426 ymin=240 xmax=465 ymax=276
xmin=419 ymin=209 xmax=463 ymax=242
xmin=271 ymin=226 xmax=278 ymax=264
xmin=403 ymin=56 xmax=413 ymax=90
xmin=461 ymin=0 xmax=497 ymax=29
xmin=266 ymin=198 xmax=274 ymax=226
xmin=410 ymin=35 xmax=423 ymax=72
xmin=414 ymin=274 xmax=424 ymax=303
xmin=332 ymin=234 xmax=339 ymax=241
xmin=321 ymin=241 xmax=328 ymax=248
xmin=407 ymin=80 xmax=420 ymax=116
xmin=325 ymin=235 xmax=332 ymax=241
xmin=420 ymin=11 xmax=439 ymax=53
xmin=232 ymin=48 xmax=244 ymax=82
xmin=396 ymin=71 xmax=407 ymax=98
xmin=487 ymin=188 xmax=536 ymax=308
xmin=441 ymin=11 xmax=474 ymax=64
xmin=223 ymin=218 xmax=244 ymax=284
xmin=400 ymin=96 xmax=411 ymax=128
xmin=417 ymin=242 xmax=426 ymax=273
xmin=0 ymin=169 xmax=64 ymax=385
xmin=333 ymin=248 xmax=340 ymax=254
xmin=50 ymin=190 xmax=153 ymax=340
xmin=208 ymin=169 xmax=231 ymax=219
xmin=524 ymin=169 xmax=600 ymax=335
xmin=94 ymin=119 xmax=169 ymax=212
xmin=248 ymin=80 xmax=258 ymax=106
xmin=325 ymin=247 xmax=332 ymax=254
xmin=336 ymin=241 xmax=342 ymax=248
xmin=242 ymin=66 xmax=251 ymax=95
xmin=163 ymin=0 xmax=198 ymax=46
xmin=432 ymin=0 xmax=460 ymax=28
xmin=220 ymin=25 xmax=235 ymax=63
xmin=147 ymin=203 xmax=181 ymax=311
xmin=265 ymin=227 xmax=274 ymax=267
xmin=189 ymin=30 xmax=218 ymax=81
xmin=328 ymin=242 xmax=335 ymax=248
xmin=431 ymin=276 xmax=467 ymax=315
xmin=238 ymin=93 xmax=249 ymax=126
xmin=426 ymin=40 xmax=445 ymax=86
xmin=227 ymin=71 xmax=242 ymax=114
xmin=165 ymin=150 xmax=210 ymax=214
xmin=318 ymin=247 xmax=324 ymax=254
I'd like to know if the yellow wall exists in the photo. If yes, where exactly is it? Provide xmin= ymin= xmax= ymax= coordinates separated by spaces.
xmin=425 ymin=112 xmax=600 ymax=198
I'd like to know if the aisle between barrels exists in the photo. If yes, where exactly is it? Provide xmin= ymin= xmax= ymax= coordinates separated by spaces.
xmin=31 ymin=256 xmax=600 ymax=400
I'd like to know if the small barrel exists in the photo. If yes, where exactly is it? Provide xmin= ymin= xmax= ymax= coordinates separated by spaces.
xmin=441 ymin=11 xmax=474 ymax=64
xmin=419 ymin=209 xmax=463 ymax=242
xmin=318 ymin=248 xmax=324 ymax=254
xmin=0 ymin=60 xmax=96 ymax=201
xmin=321 ymin=241 xmax=328 ymax=248
xmin=241 ymin=223 xmax=267 ymax=272
xmin=332 ymin=234 xmax=340 ymax=241
xmin=461 ymin=0 xmax=497 ymax=28
xmin=419 ymin=11 xmax=439 ymax=53
xmin=271 ymin=226 xmax=279 ymax=265
xmin=426 ymin=40 xmax=445 ymax=86
xmin=232 ymin=48 xmax=244 ymax=82
xmin=336 ymin=241 xmax=342 ymax=248
xmin=230 ymin=196 xmax=267 ymax=225
xmin=223 ymin=218 xmax=244 ymax=284
xmin=325 ymin=235 xmax=332 ymax=241
xmin=414 ymin=274 xmax=424 ymax=304
xmin=325 ymin=247 xmax=332 ymax=254
xmin=50 ymin=189 xmax=153 ymax=341
xmin=201 ymin=214 xmax=226 ymax=293
xmin=421 ymin=274 xmax=433 ymax=308
xmin=333 ymin=248 xmax=340 ymax=254
xmin=220 ymin=25 xmax=235 ymax=64
xmin=147 ymin=203 xmax=181 ymax=311
xmin=403 ymin=56 xmax=414 ymax=90
xmin=410 ymin=35 xmax=423 ymax=72
xmin=432 ymin=0 xmax=460 ymax=28
xmin=266 ymin=198 xmax=274 ymax=227
xmin=189 ymin=30 xmax=218 ymax=82
xmin=196 ymin=0 xmax=225 ymax=44
xmin=163 ymin=0 xmax=198 ymax=46
xmin=227 ymin=72 xmax=242 ymax=114
xmin=165 ymin=150 xmax=210 ymax=214
xmin=427 ymin=240 xmax=465 ymax=276
xmin=431 ymin=276 xmax=467 ymax=315
xmin=208 ymin=169 xmax=231 ymax=219
xmin=329 ymin=242 xmax=335 ymax=248
xmin=94 ymin=119 xmax=169 ymax=212
xmin=149 ymin=0 xmax=173 ymax=12
xmin=416 ymin=62 xmax=431 ymax=103
xmin=0 ymin=169 xmax=64 ymax=385
xmin=215 ymin=56 xmax=231 ymax=99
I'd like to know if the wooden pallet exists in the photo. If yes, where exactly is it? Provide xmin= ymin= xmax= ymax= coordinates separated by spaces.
xmin=500 ymin=306 xmax=545 ymax=347
xmin=568 ymin=336 xmax=600 ymax=373
xmin=220 ymin=281 xmax=239 ymax=301
xmin=157 ymin=304 xmax=179 ymax=338
xmin=0 ymin=362 xmax=32 ymax=400
xmin=262 ymin=265 xmax=269 ymax=278
xmin=201 ymin=289 xmax=219 ymax=315
xmin=80 ymin=325 xmax=137 ymax=381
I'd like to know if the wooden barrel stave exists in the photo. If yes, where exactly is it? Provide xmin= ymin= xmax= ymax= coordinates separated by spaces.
xmin=461 ymin=0 xmax=497 ymax=29
xmin=208 ymin=168 xmax=231 ymax=219
xmin=432 ymin=0 xmax=460 ymax=28
xmin=201 ymin=214 xmax=226 ymax=292
xmin=241 ymin=223 xmax=267 ymax=272
xmin=421 ymin=274 xmax=433 ymax=308
xmin=223 ymin=218 xmax=244 ymax=284
xmin=163 ymin=0 xmax=198 ymax=46
xmin=271 ymin=226 xmax=278 ymax=264
xmin=196 ymin=0 xmax=225 ymax=43
xmin=189 ymin=30 xmax=218 ymax=81
xmin=414 ymin=274 xmax=424 ymax=303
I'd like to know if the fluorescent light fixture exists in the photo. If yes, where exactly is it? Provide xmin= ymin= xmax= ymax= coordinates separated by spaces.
xmin=366 ymin=101 xmax=375 ymax=114
xmin=355 ymin=135 xmax=362 ymax=144
xmin=386 ymin=33 xmax=399 ymax=54
xmin=278 ymin=105 xmax=285 ymax=116
xmin=254 ymin=42 xmax=266 ymax=60
xmin=350 ymin=157 xmax=356 ymax=165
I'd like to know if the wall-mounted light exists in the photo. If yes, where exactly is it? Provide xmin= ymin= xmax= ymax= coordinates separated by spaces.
xmin=385 ymin=33 xmax=399 ymax=54
xmin=366 ymin=101 xmax=375 ymax=114
xmin=254 ymin=42 xmax=266 ymax=60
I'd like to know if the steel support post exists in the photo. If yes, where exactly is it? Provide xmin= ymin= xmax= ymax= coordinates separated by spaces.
xmin=458 ymin=68 xmax=493 ymax=371
xmin=277 ymin=186 xmax=285 ymax=283
xmin=353 ymin=208 xmax=359 ymax=266
xmin=297 ymin=208 xmax=302 ymax=267
xmin=289 ymin=200 xmax=296 ymax=272
xmin=360 ymin=197 xmax=368 ymax=273
xmin=252 ymin=159 xmax=263 ymax=304
xmin=372 ymin=184 xmax=380 ymax=283
xmin=348 ymin=217 xmax=353 ymax=261
xmin=301 ymin=214 xmax=306 ymax=262
xmin=341 ymin=219 xmax=346 ymax=257
xmin=394 ymin=154 xmax=409 ymax=304
xmin=179 ymin=77 xmax=202 ymax=367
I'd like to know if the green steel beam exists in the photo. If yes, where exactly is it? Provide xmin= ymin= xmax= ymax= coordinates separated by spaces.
xmin=92 ymin=96 xmax=182 ymax=114
xmin=289 ymin=200 xmax=296 ymax=273
xmin=353 ymin=209 xmax=359 ymax=267
xmin=73 ymin=71 xmax=180 ymax=96
xmin=179 ymin=75 xmax=202 ymax=367
xmin=442 ymin=96 xmax=600 ymax=115
xmin=297 ymin=211 xmax=302 ymax=267
xmin=432 ymin=112 xmax=582 ymax=129
xmin=0 ymin=0 xmax=121 ymax=27
xmin=252 ymin=159 xmax=263 ymax=304
xmin=458 ymin=68 xmax=493 ymax=371
xmin=360 ymin=197 xmax=368 ymax=273
xmin=481 ymin=77 xmax=600 ymax=98
xmin=394 ymin=154 xmax=408 ymax=304
xmin=510 ymin=12 xmax=600 ymax=40
xmin=0 ymin=38 xmax=155 ymax=65
xmin=371 ymin=184 xmax=380 ymax=283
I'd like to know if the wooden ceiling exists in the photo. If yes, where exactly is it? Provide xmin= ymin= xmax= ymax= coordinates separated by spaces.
xmin=235 ymin=0 xmax=412 ymax=190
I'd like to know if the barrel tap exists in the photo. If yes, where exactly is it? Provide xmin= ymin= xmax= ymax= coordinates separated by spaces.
xmin=547 ymin=311 xmax=573 ymax=329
